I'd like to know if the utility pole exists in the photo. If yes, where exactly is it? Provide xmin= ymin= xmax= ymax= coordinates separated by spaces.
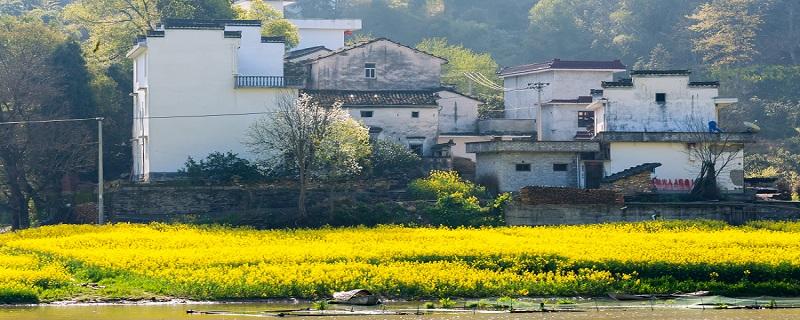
xmin=97 ymin=117 xmax=104 ymax=225
xmin=528 ymin=82 xmax=549 ymax=141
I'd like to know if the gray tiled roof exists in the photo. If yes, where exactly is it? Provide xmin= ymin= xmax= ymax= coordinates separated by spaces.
xmin=603 ymin=163 xmax=662 ymax=183
xmin=303 ymin=90 xmax=439 ymax=107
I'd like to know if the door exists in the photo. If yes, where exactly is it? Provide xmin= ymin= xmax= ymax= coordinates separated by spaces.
xmin=585 ymin=162 xmax=604 ymax=189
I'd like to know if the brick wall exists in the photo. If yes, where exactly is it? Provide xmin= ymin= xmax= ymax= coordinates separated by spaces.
xmin=518 ymin=187 xmax=622 ymax=205
xmin=601 ymin=171 xmax=655 ymax=195
xmin=475 ymin=152 xmax=579 ymax=192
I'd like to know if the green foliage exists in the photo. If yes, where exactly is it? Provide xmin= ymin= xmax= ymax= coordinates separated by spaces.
xmin=438 ymin=297 xmax=455 ymax=308
xmin=180 ymin=152 xmax=263 ymax=184
xmin=688 ymin=0 xmax=765 ymax=67
xmin=409 ymin=170 xmax=485 ymax=199
xmin=416 ymin=37 xmax=500 ymax=99
xmin=369 ymin=139 xmax=421 ymax=176
xmin=409 ymin=171 xmax=508 ymax=226
xmin=234 ymin=0 xmax=299 ymax=48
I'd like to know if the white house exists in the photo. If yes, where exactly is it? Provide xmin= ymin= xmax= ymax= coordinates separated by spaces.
xmin=498 ymin=59 xmax=626 ymax=119
xmin=127 ymin=19 xmax=298 ymax=181
xmin=589 ymin=70 xmax=744 ymax=192
xmin=234 ymin=0 xmax=362 ymax=50
xmin=469 ymin=68 xmax=748 ymax=194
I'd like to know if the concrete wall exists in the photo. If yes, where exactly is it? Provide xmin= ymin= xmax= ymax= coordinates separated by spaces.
xmin=505 ymin=202 xmax=800 ymax=226
xmin=477 ymin=119 xmax=535 ymax=135
xmin=436 ymin=90 xmax=481 ymax=134
xmin=348 ymin=106 xmax=439 ymax=156
xmin=502 ymin=70 xmax=614 ymax=119
xmin=129 ymin=28 xmax=296 ymax=179
xmin=540 ymin=103 xmax=589 ymax=141
xmin=308 ymin=39 xmax=444 ymax=90
xmin=599 ymin=75 xmax=719 ymax=132
xmin=226 ymin=25 xmax=284 ymax=76
xmin=475 ymin=151 xmax=580 ymax=192
xmin=607 ymin=141 xmax=744 ymax=192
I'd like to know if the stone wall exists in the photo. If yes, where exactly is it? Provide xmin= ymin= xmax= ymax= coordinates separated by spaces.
xmin=519 ymin=187 xmax=622 ymax=205
xmin=601 ymin=171 xmax=655 ymax=195
xmin=474 ymin=151 xmax=580 ymax=192
xmin=506 ymin=201 xmax=800 ymax=226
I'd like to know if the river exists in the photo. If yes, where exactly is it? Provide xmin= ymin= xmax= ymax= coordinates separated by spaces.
xmin=1 ymin=302 xmax=800 ymax=320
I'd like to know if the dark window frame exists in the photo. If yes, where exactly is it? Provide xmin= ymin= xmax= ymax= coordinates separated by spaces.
xmin=553 ymin=163 xmax=568 ymax=172
xmin=411 ymin=111 xmax=420 ymax=118
xmin=516 ymin=163 xmax=531 ymax=172
xmin=409 ymin=143 xmax=423 ymax=156
xmin=360 ymin=110 xmax=374 ymax=118
xmin=578 ymin=111 xmax=594 ymax=128
xmin=365 ymin=63 xmax=376 ymax=79
xmin=656 ymin=93 xmax=666 ymax=105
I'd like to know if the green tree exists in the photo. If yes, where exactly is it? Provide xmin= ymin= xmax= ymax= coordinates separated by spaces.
xmin=0 ymin=17 xmax=95 ymax=229
xmin=234 ymin=0 xmax=299 ymax=48
xmin=688 ymin=0 xmax=766 ymax=67
xmin=416 ymin=37 xmax=500 ymax=98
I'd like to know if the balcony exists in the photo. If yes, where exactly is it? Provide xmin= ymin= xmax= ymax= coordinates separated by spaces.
xmin=234 ymin=76 xmax=303 ymax=88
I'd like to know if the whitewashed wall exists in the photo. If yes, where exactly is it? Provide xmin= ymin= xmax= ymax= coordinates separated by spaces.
xmin=600 ymin=75 xmax=719 ymax=132
xmin=348 ymin=106 xmax=439 ymax=156
xmin=540 ymin=103 xmax=589 ymax=141
xmin=607 ymin=142 xmax=744 ymax=191
xmin=436 ymin=90 xmax=481 ymax=134
xmin=226 ymin=25 xmax=284 ymax=76
xmin=502 ymin=70 xmax=614 ymax=119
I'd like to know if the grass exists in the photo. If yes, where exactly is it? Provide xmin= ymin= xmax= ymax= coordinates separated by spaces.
xmin=1 ymin=220 xmax=800 ymax=303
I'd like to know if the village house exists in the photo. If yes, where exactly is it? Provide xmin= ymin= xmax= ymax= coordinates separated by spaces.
xmin=300 ymin=38 xmax=483 ymax=157
xmin=469 ymin=65 xmax=748 ymax=194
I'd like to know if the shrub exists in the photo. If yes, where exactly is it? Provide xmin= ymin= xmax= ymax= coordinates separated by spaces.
xmin=409 ymin=171 xmax=509 ymax=226
xmin=369 ymin=140 xmax=421 ymax=176
xmin=408 ymin=170 xmax=485 ymax=199
xmin=180 ymin=152 xmax=263 ymax=184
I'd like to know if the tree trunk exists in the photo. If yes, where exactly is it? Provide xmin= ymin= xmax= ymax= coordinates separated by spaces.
xmin=691 ymin=161 xmax=720 ymax=201
xmin=2 ymin=154 xmax=30 ymax=230
xmin=297 ymin=171 xmax=308 ymax=221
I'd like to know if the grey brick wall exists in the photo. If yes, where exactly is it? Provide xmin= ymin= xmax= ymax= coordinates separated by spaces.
xmin=475 ymin=152 xmax=579 ymax=192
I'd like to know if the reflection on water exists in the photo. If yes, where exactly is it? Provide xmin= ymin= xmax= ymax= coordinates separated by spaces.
xmin=1 ymin=303 xmax=800 ymax=320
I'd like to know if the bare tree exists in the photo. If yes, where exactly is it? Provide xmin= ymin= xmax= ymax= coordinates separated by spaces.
xmin=681 ymin=120 xmax=745 ymax=200
xmin=246 ymin=94 xmax=350 ymax=219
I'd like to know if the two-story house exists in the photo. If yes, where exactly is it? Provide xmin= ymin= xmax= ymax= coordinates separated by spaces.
xmin=127 ymin=19 xmax=299 ymax=181
xmin=301 ymin=38 xmax=483 ymax=157
xmin=468 ymin=68 xmax=748 ymax=194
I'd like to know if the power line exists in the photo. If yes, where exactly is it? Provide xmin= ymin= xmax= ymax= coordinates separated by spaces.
xmin=0 ymin=117 xmax=103 ymax=125
xmin=133 ymin=111 xmax=275 ymax=120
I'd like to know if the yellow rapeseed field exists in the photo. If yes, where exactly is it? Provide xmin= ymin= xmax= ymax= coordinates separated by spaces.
xmin=1 ymin=220 xmax=800 ymax=302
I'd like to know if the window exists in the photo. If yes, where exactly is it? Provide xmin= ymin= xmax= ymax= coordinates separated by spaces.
xmin=578 ymin=111 xmax=594 ymax=128
xmin=409 ymin=143 xmax=423 ymax=156
xmin=553 ymin=163 xmax=568 ymax=172
xmin=360 ymin=111 xmax=374 ymax=118
xmin=365 ymin=63 xmax=376 ymax=79
xmin=516 ymin=163 xmax=531 ymax=171
xmin=411 ymin=111 xmax=420 ymax=118
xmin=656 ymin=93 xmax=666 ymax=105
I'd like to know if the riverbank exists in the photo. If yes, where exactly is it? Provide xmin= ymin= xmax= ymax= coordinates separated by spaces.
xmin=1 ymin=220 xmax=800 ymax=303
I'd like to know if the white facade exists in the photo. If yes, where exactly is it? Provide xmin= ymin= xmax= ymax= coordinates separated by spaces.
xmin=500 ymin=61 xmax=625 ymax=120
xmin=234 ymin=0 xmax=362 ymax=50
xmin=349 ymin=106 xmax=439 ymax=157
xmin=588 ymin=72 xmax=743 ymax=192
xmin=540 ymin=102 xmax=592 ymax=141
xmin=291 ymin=19 xmax=363 ymax=50
xmin=606 ymin=142 xmax=744 ymax=192
xmin=593 ymin=73 xmax=721 ymax=132
xmin=128 ymin=22 xmax=297 ymax=180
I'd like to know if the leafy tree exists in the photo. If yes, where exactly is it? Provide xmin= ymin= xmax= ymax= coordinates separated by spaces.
xmin=688 ymin=0 xmax=766 ymax=67
xmin=0 ymin=17 xmax=94 ymax=229
xmin=234 ymin=0 xmax=299 ymax=48
xmin=408 ymin=170 xmax=508 ymax=226
xmin=416 ymin=37 xmax=500 ymax=98
xmin=369 ymin=139 xmax=421 ymax=176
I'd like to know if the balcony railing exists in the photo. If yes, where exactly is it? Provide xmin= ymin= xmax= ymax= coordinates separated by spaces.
xmin=234 ymin=75 xmax=303 ymax=88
